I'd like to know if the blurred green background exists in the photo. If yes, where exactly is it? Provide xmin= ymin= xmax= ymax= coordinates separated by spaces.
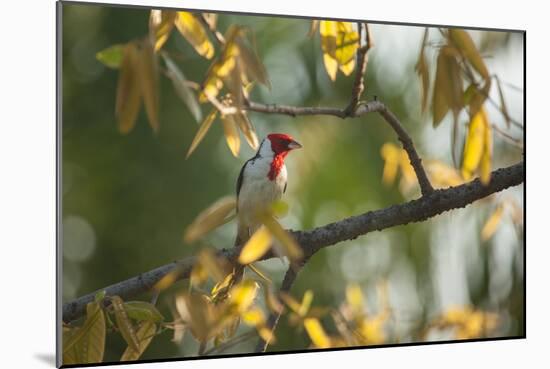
xmin=61 ymin=2 xmax=524 ymax=361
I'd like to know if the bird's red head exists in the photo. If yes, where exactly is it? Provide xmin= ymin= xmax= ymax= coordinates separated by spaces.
xmin=267 ymin=133 xmax=303 ymax=155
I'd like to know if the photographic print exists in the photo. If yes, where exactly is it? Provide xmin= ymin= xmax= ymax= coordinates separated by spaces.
xmin=58 ymin=1 xmax=525 ymax=366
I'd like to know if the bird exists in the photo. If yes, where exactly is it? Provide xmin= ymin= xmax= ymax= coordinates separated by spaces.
xmin=235 ymin=133 xmax=302 ymax=255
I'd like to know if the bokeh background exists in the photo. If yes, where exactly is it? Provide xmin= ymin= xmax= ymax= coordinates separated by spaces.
xmin=61 ymin=2 xmax=524 ymax=361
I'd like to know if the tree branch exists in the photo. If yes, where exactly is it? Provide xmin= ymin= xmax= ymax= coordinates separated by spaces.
xmin=254 ymin=264 xmax=303 ymax=353
xmin=63 ymin=161 xmax=523 ymax=322
xmin=245 ymin=99 xmax=434 ymax=196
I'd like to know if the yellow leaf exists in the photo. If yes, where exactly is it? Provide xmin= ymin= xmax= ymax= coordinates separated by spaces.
xmin=241 ymin=307 xmax=266 ymax=326
xmin=210 ymin=271 xmax=237 ymax=303
xmin=380 ymin=143 xmax=400 ymax=185
xmin=186 ymin=109 xmax=218 ymax=159
xmin=481 ymin=204 xmax=504 ymax=241
xmin=235 ymin=36 xmax=270 ymax=88
xmin=359 ymin=315 xmax=387 ymax=344
xmin=258 ymin=326 xmax=276 ymax=343
xmin=221 ymin=114 xmax=241 ymax=157
xmin=238 ymin=226 xmax=273 ymax=265
xmin=111 ymin=296 xmax=140 ymax=352
xmin=184 ymin=196 xmax=237 ymax=243
xmin=304 ymin=318 xmax=331 ymax=348
xmin=149 ymin=10 xmax=176 ymax=52
xmin=120 ymin=321 xmax=156 ymax=361
xmin=448 ymin=29 xmax=489 ymax=80
xmin=153 ymin=266 xmax=182 ymax=292
xmin=115 ymin=43 xmax=142 ymax=134
xmin=280 ymin=292 xmax=302 ymax=314
xmin=323 ymin=53 xmax=338 ymax=81
xmin=229 ymin=280 xmax=259 ymax=313
xmin=461 ymin=106 xmax=491 ymax=183
xmin=415 ymin=29 xmax=430 ymax=113
xmin=432 ymin=46 xmax=463 ymax=127
xmin=346 ymin=284 xmax=364 ymax=316
xmin=234 ymin=111 xmax=259 ymax=150
xmin=270 ymin=200 xmax=289 ymax=218
xmin=319 ymin=21 xmax=359 ymax=80
xmin=261 ymin=215 xmax=303 ymax=261
xmin=425 ymin=160 xmax=464 ymax=188
xmin=299 ymin=290 xmax=314 ymax=317
xmin=197 ymin=248 xmax=228 ymax=283
xmin=174 ymin=12 xmax=214 ymax=59
xmin=137 ymin=40 xmax=160 ymax=133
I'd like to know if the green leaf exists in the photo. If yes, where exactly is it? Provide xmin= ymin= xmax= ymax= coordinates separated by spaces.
xmin=161 ymin=52 xmax=202 ymax=123
xmin=111 ymin=296 xmax=140 ymax=352
xmin=96 ymin=44 xmax=124 ymax=69
xmin=448 ymin=29 xmax=489 ymax=80
xmin=115 ymin=42 xmax=142 ymax=134
xmin=137 ymin=40 xmax=160 ymax=133
xmin=94 ymin=290 xmax=107 ymax=303
xmin=63 ymin=302 xmax=106 ymax=364
xmin=185 ymin=109 xmax=218 ymax=159
xmin=120 ymin=321 xmax=157 ymax=361
xmin=124 ymin=301 xmax=165 ymax=323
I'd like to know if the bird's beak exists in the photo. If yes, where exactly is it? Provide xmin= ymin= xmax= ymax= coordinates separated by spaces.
xmin=287 ymin=140 xmax=303 ymax=150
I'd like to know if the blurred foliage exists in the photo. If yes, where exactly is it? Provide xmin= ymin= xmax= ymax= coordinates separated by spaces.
xmin=61 ymin=2 xmax=524 ymax=364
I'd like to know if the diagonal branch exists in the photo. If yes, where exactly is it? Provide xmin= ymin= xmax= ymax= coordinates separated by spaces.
xmin=245 ymin=99 xmax=434 ymax=196
xmin=63 ymin=162 xmax=523 ymax=322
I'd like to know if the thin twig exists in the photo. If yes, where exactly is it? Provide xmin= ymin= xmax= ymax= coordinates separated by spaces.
xmin=254 ymin=265 xmax=303 ymax=353
xmin=245 ymin=100 xmax=434 ymax=196
xmin=345 ymin=23 xmax=373 ymax=116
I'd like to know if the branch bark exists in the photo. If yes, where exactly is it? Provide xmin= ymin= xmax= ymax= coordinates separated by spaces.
xmin=63 ymin=161 xmax=523 ymax=322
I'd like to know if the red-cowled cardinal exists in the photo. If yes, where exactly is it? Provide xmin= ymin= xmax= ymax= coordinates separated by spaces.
xmin=235 ymin=133 xmax=302 ymax=248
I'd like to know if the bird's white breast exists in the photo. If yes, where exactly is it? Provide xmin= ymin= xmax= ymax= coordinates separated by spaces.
xmin=238 ymin=157 xmax=287 ymax=232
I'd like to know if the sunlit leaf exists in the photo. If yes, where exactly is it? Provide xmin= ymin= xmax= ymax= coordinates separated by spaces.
xmin=238 ymin=226 xmax=273 ymax=264
xmin=235 ymin=36 xmax=271 ymax=88
xmin=280 ymin=292 xmax=302 ymax=315
xmin=481 ymin=204 xmax=505 ymax=241
xmin=448 ymin=29 xmax=489 ymax=80
xmin=319 ymin=21 xmax=359 ymax=80
xmin=186 ymin=109 xmax=218 ymax=159
xmin=261 ymin=215 xmax=303 ymax=261
xmin=241 ymin=307 xmax=266 ymax=326
xmin=115 ymin=42 xmax=142 ymax=134
xmin=346 ymin=284 xmax=364 ymax=316
xmin=120 ymin=321 xmax=157 ymax=361
xmin=161 ymin=52 xmax=202 ymax=122
xmin=111 ymin=296 xmax=140 ymax=352
xmin=432 ymin=46 xmax=463 ymax=127
xmin=270 ymin=200 xmax=289 ymax=218
xmin=137 ymin=40 xmax=160 ymax=133
xmin=174 ymin=12 xmax=214 ymax=59
xmin=304 ymin=318 xmax=331 ymax=348
xmin=63 ymin=302 xmax=106 ymax=364
xmin=148 ymin=10 xmax=176 ymax=52
xmin=96 ymin=44 xmax=124 ymax=69
xmin=425 ymin=160 xmax=464 ymax=188
xmin=211 ymin=271 xmax=236 ymax=303
xmin=197 ymin=248 xmax=229 ymax=283
xmin=229 ymin=280 xmax=259 ymax=313
xmin=299 ymin=290 xmax=314 ymax=317
xmin=322 ymin=53 xmax=338 ymax=81
xmin=184 ymin=196 xmax=236 ymax=242
xmin=124 ymin=301 xmax=165 ymax=323
xmin=461 ymin=106 xmax=492 ymax=184
xmin=380 ymin=143 xmax=400 ymax=185
xmin=221 ymin=114 xmax=241 ymax=157
xmin=359 ymin=315 xmax=387 ymax=344
xmin=153 ymin=266 xmax=182 ymax=292
xmin=415 ymin=29 xmax=430 ymax=113
xmin=234 ymin=111 xmax=259 ymax=150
